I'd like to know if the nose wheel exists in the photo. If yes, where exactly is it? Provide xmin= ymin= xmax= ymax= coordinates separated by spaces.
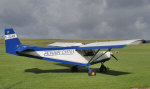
xmin=99 ymin=63 xmax=108 ymax=72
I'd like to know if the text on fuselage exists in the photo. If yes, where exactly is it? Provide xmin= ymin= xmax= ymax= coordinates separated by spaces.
xmin=44 ymin=49 xmax=75 ymax=56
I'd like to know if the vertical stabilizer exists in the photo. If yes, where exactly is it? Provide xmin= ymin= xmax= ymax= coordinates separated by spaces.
xmin=4 ymin=28 xmax=21 ymax=55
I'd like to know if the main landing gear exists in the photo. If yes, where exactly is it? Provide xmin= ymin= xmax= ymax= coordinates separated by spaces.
xmin=71 ymin=66 xmax=78 ymax=72
xmin=70 ymin=64 xmax=108 ymax=76
xmin=71 ymin=65 xmax=96 ymax=76
xmin=88 ymin=63 xmax=108 ymax=76
xmin=88 ymin=69 xmax=96 ymax=76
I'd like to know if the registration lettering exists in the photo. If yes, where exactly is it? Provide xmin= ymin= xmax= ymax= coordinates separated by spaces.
xmin=44 ymin=49 xmax=75 ymax=56
xmin=5 ymin=34 xmax=17 ymax=40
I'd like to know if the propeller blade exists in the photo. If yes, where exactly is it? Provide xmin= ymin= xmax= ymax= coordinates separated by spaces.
xmin=111 ymin=54 xmax=118 ymax=61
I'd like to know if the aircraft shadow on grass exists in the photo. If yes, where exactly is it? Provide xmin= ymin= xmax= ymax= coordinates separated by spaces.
xmin=25 ymin=63 xmax=131 ymax=76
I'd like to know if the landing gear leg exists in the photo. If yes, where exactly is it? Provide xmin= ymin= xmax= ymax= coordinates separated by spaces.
xmin=87 ymin=66 xmax=96 ymax=76
xmin=71 ymin=66 xmax=78 ymax=72
xmin=99 ymin=63 xmax=108 ymax=72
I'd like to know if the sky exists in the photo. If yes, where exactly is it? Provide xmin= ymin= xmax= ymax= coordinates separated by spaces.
xmin=0 ymin=0 xmax=150 ymax=39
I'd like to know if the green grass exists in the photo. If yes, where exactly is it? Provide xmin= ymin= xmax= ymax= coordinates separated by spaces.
xmin=0 ymin=39 xmax=150 ymax=89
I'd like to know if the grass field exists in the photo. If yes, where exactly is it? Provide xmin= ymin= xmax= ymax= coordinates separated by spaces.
xmin=0 ymin=39 xmax=150 ymax=89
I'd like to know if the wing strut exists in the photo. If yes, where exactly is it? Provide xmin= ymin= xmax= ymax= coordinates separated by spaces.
xmin=88 ymin=49 xmax=111 ymax=64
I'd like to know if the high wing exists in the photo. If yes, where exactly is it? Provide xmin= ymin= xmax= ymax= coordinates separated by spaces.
xmin=46 ymin=39 xmax=145 ymax=50
xmin=78 ymin=39 xmax=145 ymax=50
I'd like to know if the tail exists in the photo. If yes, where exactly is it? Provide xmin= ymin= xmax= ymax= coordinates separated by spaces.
xmin=4 ymin=28 xmax=21 ymax=55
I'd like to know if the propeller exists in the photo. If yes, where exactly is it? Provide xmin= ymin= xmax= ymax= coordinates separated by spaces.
xmin=111 ymin=54 xmax=118 ymax=61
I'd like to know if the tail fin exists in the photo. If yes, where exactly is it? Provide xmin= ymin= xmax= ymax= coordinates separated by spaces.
xmin=4 ymin=28 xmax=21 ymax=55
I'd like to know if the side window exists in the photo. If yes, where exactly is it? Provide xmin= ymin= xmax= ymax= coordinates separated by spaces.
xmin=84 ymin=50 xmax=95 ymax=56
xmin=77 ymin=50 xmax=96 ymax=56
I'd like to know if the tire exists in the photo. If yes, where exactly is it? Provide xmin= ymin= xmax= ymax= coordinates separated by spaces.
xmin=88 ymin=69 xmax=96 ymax=76
xmin=71 ymin=66 xmax=78 ymax=72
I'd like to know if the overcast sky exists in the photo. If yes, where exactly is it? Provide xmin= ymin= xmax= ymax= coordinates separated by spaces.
xmin=0 ymin=0 xmax=150 ymax=39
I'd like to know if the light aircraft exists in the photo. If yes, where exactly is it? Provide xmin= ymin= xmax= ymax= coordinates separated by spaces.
xmin=4 ymin=28 xmax=146 ymax=76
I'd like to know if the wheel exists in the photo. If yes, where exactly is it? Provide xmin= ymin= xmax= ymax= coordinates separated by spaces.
xmin=88 ymin=69 xmax=96 ymax=76
xmin=99 ymin=64 xmax=107 ymax=72
xmin=71 ymin=66 xmax=78 ymax=72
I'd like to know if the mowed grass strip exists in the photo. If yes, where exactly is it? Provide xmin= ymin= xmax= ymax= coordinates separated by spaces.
xmin=0 ymin=39 xmax=150 ymax=89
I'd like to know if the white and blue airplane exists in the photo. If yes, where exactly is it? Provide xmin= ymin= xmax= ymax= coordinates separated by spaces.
xmin=4 ymin=28 xmax=146 ymax=76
